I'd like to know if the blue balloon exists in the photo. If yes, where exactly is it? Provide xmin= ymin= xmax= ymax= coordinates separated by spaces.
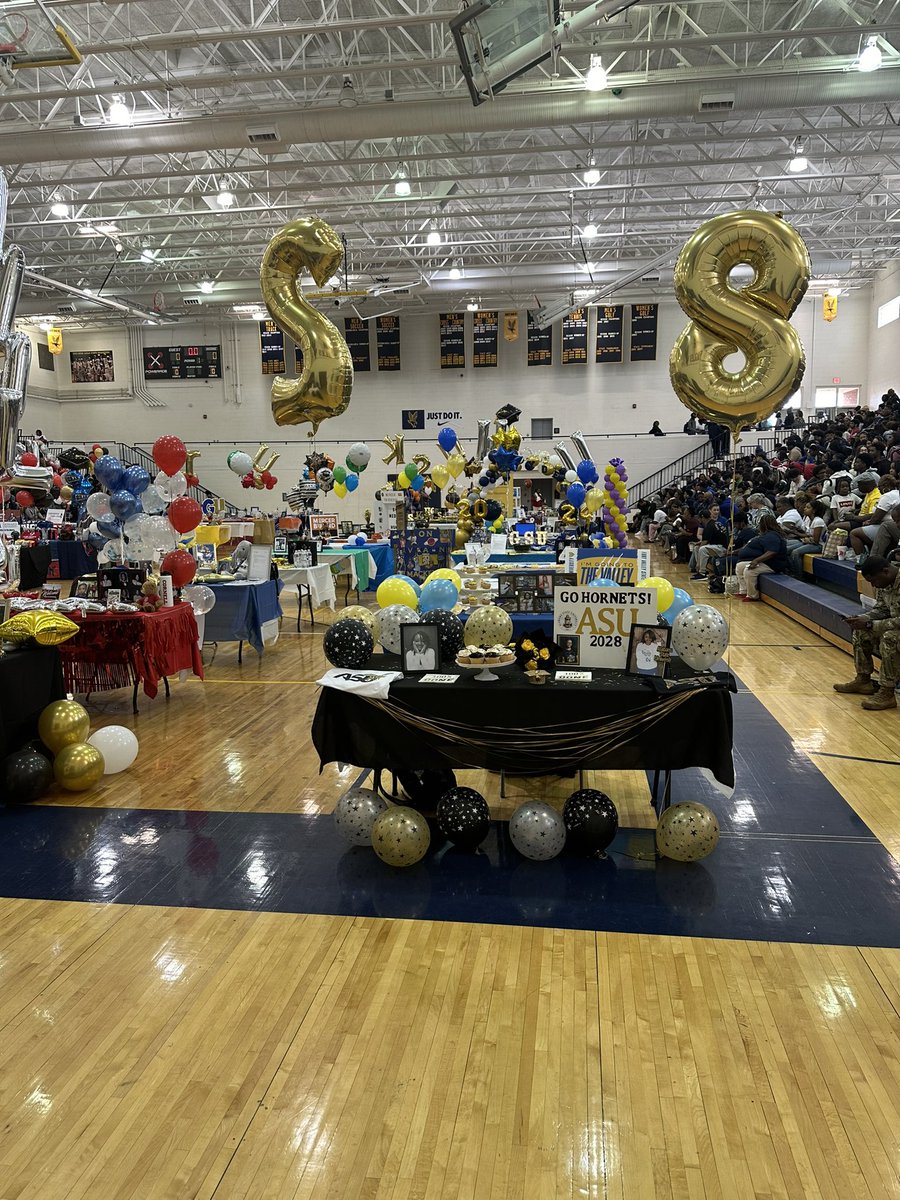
xmin=438 ymin=427 xmax=458 ymax=453
xmin=661 ymin=587 xmax=695 ymax=625
xmin=594 ymin=577 xmax=619 ymax=587
xmin=86 ymin=529 xmax=108 ymax=549
xmin=419 ymin=578 xmax=458 ymax=613
xmin=109 ymin=488 xmax=139 ymax=520
xmin=97 ymin=516 xmax=122 ymax=538
xmin=411 ymin=474 xmax=425 ymax=491
xmin=576 ymin=459 xmax=598 ymax=485
xmin=94 ymin=454 xmax=124 ymax=489
xmin=122 ymin=464 xmax=150 ymax=495
xmin=353 ymin=534 xmax=366 ymax=546
xmin=345 ymin=473 xmax=359 ymax=492
xmin=566 ymin=482 xmax=586 ymax=507
xmin=393 ymin=573 xmax=421 ymax=597
xmin=64 ymin=470 xmax=81 ymax=487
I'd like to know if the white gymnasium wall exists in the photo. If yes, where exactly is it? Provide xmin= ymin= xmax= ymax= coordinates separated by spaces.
xmin=869 ymin=262 xmax=900 ymax=404
xmin=19 ymin=291 xmax=874 ymax=520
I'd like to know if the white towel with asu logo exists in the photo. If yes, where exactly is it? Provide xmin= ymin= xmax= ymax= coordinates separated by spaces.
xmin=316 ymin=669 xmax=403 ymax=698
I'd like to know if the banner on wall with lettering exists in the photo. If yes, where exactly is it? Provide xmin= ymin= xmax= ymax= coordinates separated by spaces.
xmin=259 ymin=320 xmax=285 ymax=374
xmin=344 ymin=317 xmax=371 ymax=370
xmin=561 ymin=308 xmax=588 ymax=364
xmin=439 ymin=312 xmax=465 ymax=369
xmin=526 ymin=310 xmax=552 ymax=366
xmin=473 ymin=310 xmax=498 ymax=367
xmin=595 ymin=304 xmax=624 ymax=363
xmin=630 ymin=303 xmax=658 ymax=361
xmin=376 ymin=315 xmax=401 ymax=371
xmin=293 ymin=345 xmax=304 ymax=373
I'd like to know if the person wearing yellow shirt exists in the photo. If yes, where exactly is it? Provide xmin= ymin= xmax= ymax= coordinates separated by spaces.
xmin=859 ymin=482 xmax=882 ymax=517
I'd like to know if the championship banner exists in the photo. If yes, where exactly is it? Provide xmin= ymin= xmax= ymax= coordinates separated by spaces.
xmin=472 ymin=310 xmax=498 ymax=367
xmin=376 ymin=315 xmax=401 ymax=371
xmin=630 ymin=303 xmax=658 ymax=361
xmin=554 ymin=584 xmax=658 ymax=668
xmin=503 ymin=311 xmax=519 ymax=342
xmin=595 ymin=304 xmax=624 ymax=363
xmin=294 ymin=345 xmax=304 ymax=373
xmin=563 ymin=546 xmax=651 ymax=585
xmin=344 ymin=317 xmax=371 ymax=370
xmin=526 ymin=310 xmax=552 ymax=366
xmin=439 ymin=312 xmax=465 ymax=369
xmin=561 ymin=308 xmax=588 ymax=363
xmin=823 ymin=294 xmax=838 ymax=323
xmin=259 ymin=319 xmax=285 ymax=374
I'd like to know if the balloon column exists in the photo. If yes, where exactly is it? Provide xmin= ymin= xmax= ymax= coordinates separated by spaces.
xmin=601 ymin=458 xmax=630 ymax=548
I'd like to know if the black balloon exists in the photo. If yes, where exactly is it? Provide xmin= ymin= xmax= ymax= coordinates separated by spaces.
xmin=437 ymin=786 xmax=491 ymax=850
xmin=2 ymin=748 xmax=54 ymax=804
xmin=563 ymin=789 xmax=618 ymax=855
xmin=323 ymin=618 xmax=373 ymax=668
xmin=422 ymin=609 xmax=464 ymax=661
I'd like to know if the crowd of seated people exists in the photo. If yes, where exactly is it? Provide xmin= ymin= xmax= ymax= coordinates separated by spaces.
xmin=631 ymin=390 xmax=900 ymax=595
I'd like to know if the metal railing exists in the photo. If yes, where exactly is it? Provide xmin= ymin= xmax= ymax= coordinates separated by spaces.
xmin=629 ymin=433 xmax=780 ymax=503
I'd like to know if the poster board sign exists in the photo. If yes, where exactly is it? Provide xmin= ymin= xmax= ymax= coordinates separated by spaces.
xmin=526 ymin=310 xmax=552 ymax=366
xmin=473 ymin=310 xmax=498 ymax=366
xmin=45 ymin=507 xmax=66 ymax=526
xmin=248 ymin=543 xmax=273 ymax=582
xmin=439 ymin=312 xmax=465 ymax=368
xmin=554 ymin=585 xmax=658 ymax=668
xmin=563 ymin=547 xmax=650 ymax=585
xmin=259 ymin=320 xmax=285 ymax=374
xmin=70 ymin=350 xmax=114 ymax=383
xmin=309 ymin=513 xmax=339 ymax=537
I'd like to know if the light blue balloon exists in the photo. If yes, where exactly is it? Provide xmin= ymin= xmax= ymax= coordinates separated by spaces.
xmin=419 ymin=578 xmax=459 ymax=613
xmin=410 ymin=474 xmax=426 ymax=491
xmin=661 ymin=587 xmax=695 ymax=625
xmin=393 ymin=573 xmax=421 ymax=597
xmin=594 ymin=577 xmax=619 ymax=587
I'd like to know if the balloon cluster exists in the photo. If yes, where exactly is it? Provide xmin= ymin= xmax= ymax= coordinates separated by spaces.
xmin=375 ymin=569 xmax=461 ymax=624
xmin=228 ymin=444 xmax=279 ymax=490
xmin=601 ymin=457 xmax=629 ymax=548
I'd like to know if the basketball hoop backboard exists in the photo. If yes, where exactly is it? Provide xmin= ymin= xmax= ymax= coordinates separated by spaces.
xmin=450 ymin=0 xmax=561 ymax=107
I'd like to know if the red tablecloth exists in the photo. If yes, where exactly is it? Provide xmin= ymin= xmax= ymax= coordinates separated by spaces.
xmin=57 ymin=603 xmax=204 ymax=698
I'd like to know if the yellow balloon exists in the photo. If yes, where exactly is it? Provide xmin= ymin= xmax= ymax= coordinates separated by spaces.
xmin=376 ymin=577 xmax=419 ymax=610
xmin=670 ymin=209 xmax=810 ymax=434
xmin=431 ymin=463 xmax=450 ymax=489
xmin=638 ymin=576 xmax=675 ymax=614
xmin=260 ymin=217 xmax=353 ymax=434
xmin=371 ymin=806 xmax=431 ymax=867
xmin=446 ymin=451 xmax=466 ymax=479
xmin=656 ymin=802 xmax=720 ymax=862
xmin=333 ymin=481 xmax=348 ymax=498
xmin=39 ymin=700 xmax=90 ymax=754
xmin=585 ymin=488 xmax=604 ymax=514
xmin=54 ymin=742 xmax=105 ymax=792
xmin=338 ymin=605 xmax=376 ymax=634
xmin=425 ymin=568 xmax=462 ymax=590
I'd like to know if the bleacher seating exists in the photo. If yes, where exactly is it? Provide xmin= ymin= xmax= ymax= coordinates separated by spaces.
xmin=757 ymin=555 xmax=873 ymax=651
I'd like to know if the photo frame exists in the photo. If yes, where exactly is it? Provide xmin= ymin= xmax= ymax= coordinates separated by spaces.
xmin=626 ymin=622 xmax=672 ymax=678
xmin=247 ymin=543 xmax=273 ymax=582
xmin=193 ymin=542 xmax=217 ymax=569
xmin=400 ymin=622 xmax=441 ymax=674
xmin=273 ymin=535 xmax=288 ymax=557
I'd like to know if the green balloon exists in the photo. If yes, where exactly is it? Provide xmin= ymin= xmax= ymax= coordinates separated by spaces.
xmin=347 ymin=455 xmax=366 ymax=473
xmin=332 ymin=465 xmax=347 ymax=484
xmin=404 ymin=462 xmax=418 ymax=480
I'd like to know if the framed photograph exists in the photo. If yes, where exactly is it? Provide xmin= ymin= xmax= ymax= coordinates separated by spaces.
xmin=400 ymin=622 xmax=441 ymax=674
xmin=70 ymin=349 xmax=115 ymax=383
xmin=627 ymin=623 xmax=672 ymax=678
xmin=74 ymin=577 xmax=99 ymax=601
xmin=193 ymin=542 xmax=217 ymax=568
xmin=273 ymin=535 xmax=288 ymax=557
xmin=557 ymin=634 xmax=580 ymax=666
xmin=247 ymin=543 xmax=273 ymax=582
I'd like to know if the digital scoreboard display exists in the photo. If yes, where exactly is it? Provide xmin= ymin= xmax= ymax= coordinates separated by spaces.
xmin=144 ymin=345 xmax=221 ymax=380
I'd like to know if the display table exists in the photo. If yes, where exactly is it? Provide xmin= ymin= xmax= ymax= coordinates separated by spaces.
xmin=53 ymin=540 xmax=98 ymax=580
xmin=204 ymin=579 xmax=282 ymax=657
xmin=0 ymin=645 xmax=66 ymax=756
xmin=57 ymin=604 xmax=203 ymax=711
xmin=320 ymin=547 xmax=377 ymax=598
xmin=313 ymin=661 xmax=735 ymax=791
xmin=279 ymin=565 xmax=336 ymax=628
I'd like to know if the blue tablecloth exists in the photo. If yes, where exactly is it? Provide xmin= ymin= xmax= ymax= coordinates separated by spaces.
xmin=204 ymin=580 xmax=283 ymax=655
xmin=53 ymin=540 xmax=98 ymax=579
xmin=364 ymin=543 xmax=394 ymax=589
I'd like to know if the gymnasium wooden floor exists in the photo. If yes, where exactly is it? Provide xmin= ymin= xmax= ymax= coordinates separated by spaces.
xmin=1 ymin=566 xmax=899 ymax=1199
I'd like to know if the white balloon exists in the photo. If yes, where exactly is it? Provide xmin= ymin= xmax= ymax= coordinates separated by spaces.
xmin=141 ymin=484 xmax=168 ymax=514
xmin=86 ymin=492 xmax=112 ymax=520
xmin=373 ymin=603 xmax=418 ymax=655
xmin=672 ymin=604 xmax=730 ymax=671
xmin=346 ymin=442 xmax=371 ymax=470
xmin=228 ymin=451 xmax=253 ymax=476
xmin=509 ymin=801 xmax=566 ymax=861
xmin=88 ymin=725 xmax=139 ymax=774
xmin=564 ymin=469 xmax=578 ymax=483
xmin=182 ymin=584 xmax=216 ymax=615
xmin=145 ymin=514 xmax=177 ymax=551
xmin=154 ymin=470 xmax=187 ymax=500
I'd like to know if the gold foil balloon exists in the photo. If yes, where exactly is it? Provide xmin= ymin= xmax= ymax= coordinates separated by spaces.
xmin=54 ymin=742 xmax=105 ymax=792
xmin=464 ymin=604 xmax=513 ymax=649
xmin=431 ymin=463 xmax=450 ymax=489
xmin=371 ymin=805 xmax=431 ymax=867
xmin=38 ymin=699 xmax=90 ymax=754
xmin=585 ymin=487 xmax=604 ymax=514
xmin=656 ymin=802 xmax=720 ymax=862
xmin=337 ymin=605 xmax=376 ymax=635
xmin=670 ymin=210 xmax=810 ymax=434
xmin=260 ymin=217 xmax=353 ymax=433
xmin=382 ymin=433 xmax=405 ymax=465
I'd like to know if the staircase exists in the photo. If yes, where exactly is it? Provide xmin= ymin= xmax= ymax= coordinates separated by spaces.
xmin=629 ymin=433 xmax=779 ymax=503
xmin=113 ymin=442 xmax=239 ymax=515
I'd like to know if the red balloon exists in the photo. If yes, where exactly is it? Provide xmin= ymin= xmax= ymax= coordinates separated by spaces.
xmin=92 ymin=443 xmax=103 ymax=452
xmin=241 ymin=473 xmax=254 ymax=489
xmin=161 ymin=549 xmax=196 ymax=589
xmin=52 ymin=473 xmax=63 ymax=487
xmin=19 ymin=452 xmax=37 ymax=467
xmin=152 ymin=434 xmax=187 ymax=477
xmin=185 ymin=473 xmax=199 ymax=488
xmin=167 ymin=495 xmax=202 ymax=534
xmin=15 ymin=490 xmax=34 ymax=508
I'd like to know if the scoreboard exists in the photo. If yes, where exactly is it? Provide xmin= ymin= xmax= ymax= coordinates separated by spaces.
xmin=143 ymin=345 xmax=221 ymax=380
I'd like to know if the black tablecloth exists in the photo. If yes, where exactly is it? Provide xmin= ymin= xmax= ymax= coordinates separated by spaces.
xmin=0 ymin=646 xmax=66 ymax=757
xmin=313 ymin=659 xmax=735 ymax=786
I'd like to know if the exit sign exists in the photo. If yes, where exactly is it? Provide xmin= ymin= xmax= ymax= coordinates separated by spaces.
xmin=832 ymin=377 xmax=841 ymax=384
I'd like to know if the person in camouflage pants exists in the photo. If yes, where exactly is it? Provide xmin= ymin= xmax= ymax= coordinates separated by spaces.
xmin=834 ymin=556 xmax=900 ymax=710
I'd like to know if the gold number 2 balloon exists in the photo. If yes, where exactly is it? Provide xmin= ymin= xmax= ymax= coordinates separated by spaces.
xmin=260 ymin=217 xmax=354 ymax=434
xmin=669 ymin=210 xmax=810 ymax=435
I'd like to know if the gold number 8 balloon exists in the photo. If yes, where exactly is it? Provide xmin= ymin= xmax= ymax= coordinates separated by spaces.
xmin=669 ymin=210 xmax=810 ymax=437
xmin=259 ymin=217 xmax=353 ymax=434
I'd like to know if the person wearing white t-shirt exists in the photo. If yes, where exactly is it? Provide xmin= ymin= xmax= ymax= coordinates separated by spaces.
xmin=849 ymin=477 xmax=900 ymax=560
xmin=789 ymin=498 xmax=830 ymax=577
xmin=775 ymin=496 xmax=806 ymax=551
xmin=829 ymin=476 xmax=859 ymax=522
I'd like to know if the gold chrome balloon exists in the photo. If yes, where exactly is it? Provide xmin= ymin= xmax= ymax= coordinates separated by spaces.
xmin=371 ymin=805 xmax=431 ymax=867
xmin=38 ymin=699 xmax=90 ymax=754
xmin=54 ymin=742 xmax=105 ymax=792
xmin=260 ymin=217 xmax=354 ymax=434
xmin=382 ymin=433 xmax=405 ymax=466
xmin=669 ymin=210 xmax=810 ymax=434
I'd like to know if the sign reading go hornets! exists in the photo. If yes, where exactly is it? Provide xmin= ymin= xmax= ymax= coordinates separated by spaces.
xmin=554 ymin=585 xmax=657 ymax=669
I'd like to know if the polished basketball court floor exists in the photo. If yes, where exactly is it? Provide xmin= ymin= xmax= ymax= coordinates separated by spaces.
xmin=1 ymin=573 xmax=898 ymax=1199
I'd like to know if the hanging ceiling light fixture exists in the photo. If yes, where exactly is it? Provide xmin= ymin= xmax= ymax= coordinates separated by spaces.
xmin=426 ymin=222 xmax=442 ymax=246
xmin=857 ymin=35 xmax=882 ymax=72
xmin=216 ymin=182 xmax=236 ymax=208
xmin=449 ymin=262 xmax=463 ymax=280
xmin=394 ymin=165 xmax=411 ymax=197
xmin=583 ymin=221 xmax=598 ymax=239
xmin=788 ymin=139 xmax=808 ymax=173
xmin=140 ymin=247 xmax=158 ymax=263
xmin=199 ymin=277 xmax=215 ymax=294
xmin=466 ymin=299 xmax=478 ymax=311
xmin=49 ymin=193 xmax=70 ymax=218
xmin=583 ymin=153 xmax=601 ymax=186
xmin=584 ymin=54 xmax=607 ymax=91
xmin=106 ymin=93 xmax=131 ymax=125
